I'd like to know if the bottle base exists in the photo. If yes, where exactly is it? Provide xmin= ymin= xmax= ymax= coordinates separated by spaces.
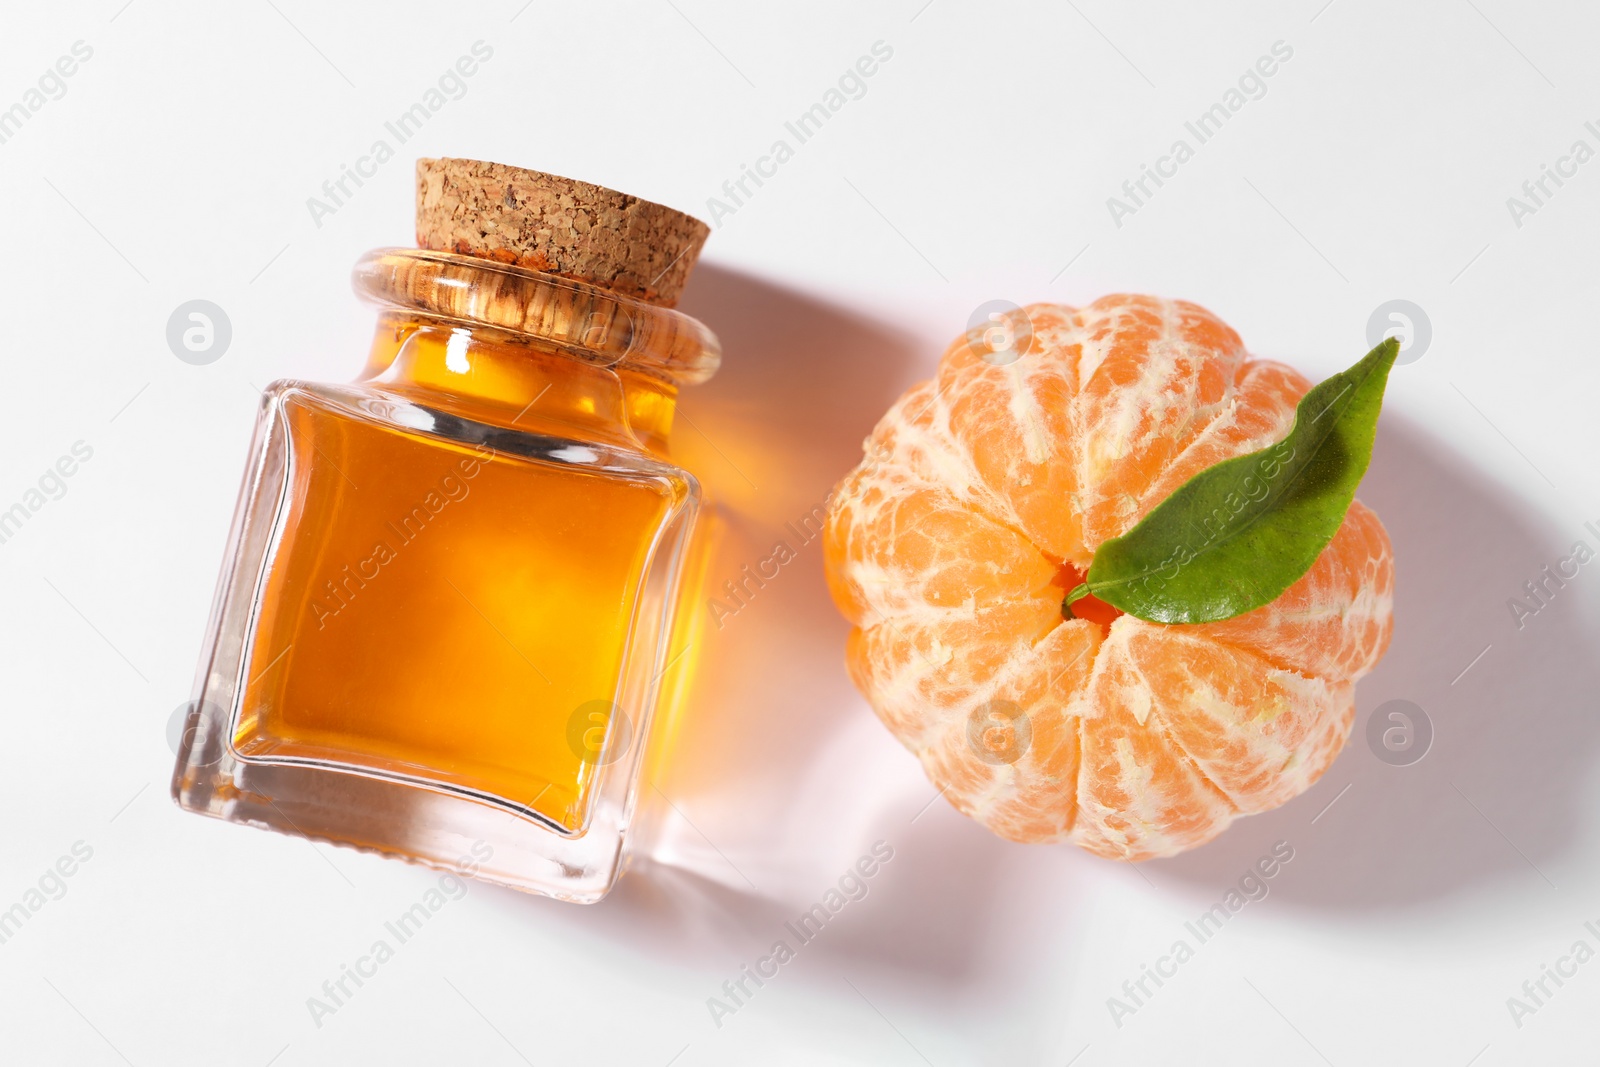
xmin=173 ymin=727 xmax=628 ymax=903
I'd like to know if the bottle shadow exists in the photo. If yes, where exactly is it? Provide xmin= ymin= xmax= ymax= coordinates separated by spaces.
xmin=1152 ymin=415 xmax=1600 ymax=911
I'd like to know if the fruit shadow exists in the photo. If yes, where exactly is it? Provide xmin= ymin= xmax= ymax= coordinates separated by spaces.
xmin=531 ymin=265 xmax=1030 ymax=991
xmin=1153 ymin=414 xmax=1600 ymax=911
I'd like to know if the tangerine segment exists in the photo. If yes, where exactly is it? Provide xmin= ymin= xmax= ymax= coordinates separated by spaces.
xmin=824 ymin=380 xmax=1059 ymax=629
xmin=1068 ymin=297 xmax=1247 ymax=560
xmin=845 ymin=598 xmax=1071 ymax=740
xmin=937 ymin=303 xmax=1083 ymax=562
xmin=853 ymin=617 xmax=1102 ymax=842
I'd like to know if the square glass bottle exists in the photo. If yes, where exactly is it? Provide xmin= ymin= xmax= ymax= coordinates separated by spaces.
xmin=172 ymin=160 xmax=719 ymax=902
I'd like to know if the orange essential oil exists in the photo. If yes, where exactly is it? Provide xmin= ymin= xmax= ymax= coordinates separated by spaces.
xmin=173 ymin=159 xmax=719 ymax=901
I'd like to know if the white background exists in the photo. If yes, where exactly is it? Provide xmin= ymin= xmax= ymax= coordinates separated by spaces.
xmin=2 ymin=1 xmax=1597 ymax=1064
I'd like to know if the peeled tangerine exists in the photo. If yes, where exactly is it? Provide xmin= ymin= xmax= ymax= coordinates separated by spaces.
xmin=823 ymin=295 xmax=1394 ymax=860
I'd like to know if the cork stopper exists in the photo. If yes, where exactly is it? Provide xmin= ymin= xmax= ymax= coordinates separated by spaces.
xmin=415 ymin=158 xmax=708 ymax=308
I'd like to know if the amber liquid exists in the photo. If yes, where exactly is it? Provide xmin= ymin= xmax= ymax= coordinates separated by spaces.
xmin=233 ymin=322 xmax=688 ymax=832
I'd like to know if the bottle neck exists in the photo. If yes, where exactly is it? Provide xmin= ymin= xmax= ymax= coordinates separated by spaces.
xmin=349 ymin=248 xmax=721 ymax=458
xmin=358 ymin=313 xmax=681 ymax=457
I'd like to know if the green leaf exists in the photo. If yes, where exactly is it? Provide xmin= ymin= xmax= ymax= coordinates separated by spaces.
xmin=1065 ymin=337 xmax=1398 ymax=625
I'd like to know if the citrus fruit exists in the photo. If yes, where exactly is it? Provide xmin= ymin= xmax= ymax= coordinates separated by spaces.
xmin=823 ymin=295 xmax=1394 ymax=860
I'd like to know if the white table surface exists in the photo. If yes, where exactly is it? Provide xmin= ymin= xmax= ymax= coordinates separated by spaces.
xmin=2 ymin=1 xmax=1596 ymax=1064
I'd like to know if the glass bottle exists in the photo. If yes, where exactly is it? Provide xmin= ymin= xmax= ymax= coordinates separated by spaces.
xmin=172 ymin=159 xmax=719 ymax=902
